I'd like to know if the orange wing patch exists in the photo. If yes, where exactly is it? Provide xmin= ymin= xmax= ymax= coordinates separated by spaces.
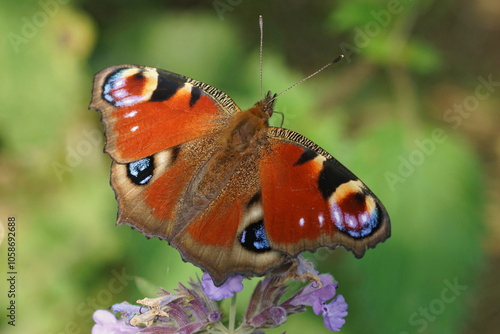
xmin=260 ymin=142 xmax=336 ymax=252
xmin=112 ymin=91 xmax=224 ymax=161
xmin=91 ymin=66 xmax=232 ymax=163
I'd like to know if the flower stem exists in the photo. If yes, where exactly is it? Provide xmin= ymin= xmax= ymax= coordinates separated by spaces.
xmin=229 ymin=293 xmax=237 ymax=332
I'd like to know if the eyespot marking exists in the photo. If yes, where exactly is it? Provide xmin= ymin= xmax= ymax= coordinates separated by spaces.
xmin=240 ymin=221 xmax=271 ymax=253
xmin=127 ymin=156 xmax=154 ymax=185
xmin=328 ymin=180 xmax=380 ymax=238
xmin=103 ymin=68 xmax=158 ymax=107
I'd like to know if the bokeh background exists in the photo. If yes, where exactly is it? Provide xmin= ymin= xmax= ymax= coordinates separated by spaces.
xmin=1 ymin=0 xmax=499 ymax=333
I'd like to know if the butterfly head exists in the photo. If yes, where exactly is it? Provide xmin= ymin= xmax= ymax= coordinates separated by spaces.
xmin=258 ymin=91 xmax=277 ymax=120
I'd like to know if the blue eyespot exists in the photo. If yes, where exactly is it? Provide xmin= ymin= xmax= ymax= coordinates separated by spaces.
xmin=127 ymin=156 xmax=154 ymax=185
xmin=240 ymin=221 xmax=271 ymax=253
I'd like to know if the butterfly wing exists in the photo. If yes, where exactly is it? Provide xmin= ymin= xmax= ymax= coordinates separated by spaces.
xmin=90 ymin=64 xmax=240 ymax=162
xmin=91 ymin=65 xmax=285 ymax=284
xmin=260 ymin=127 xmax=391 ymax=258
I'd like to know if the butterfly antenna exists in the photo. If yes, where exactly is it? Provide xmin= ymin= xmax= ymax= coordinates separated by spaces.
xmin=271 ymin=54 xmax=345 ymax=102
xmin=259 ymin=15 xmax=264 ymax=101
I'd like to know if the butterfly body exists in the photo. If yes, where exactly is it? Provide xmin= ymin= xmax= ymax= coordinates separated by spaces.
xmin=91 ymin=64 xmax=390 ymax=285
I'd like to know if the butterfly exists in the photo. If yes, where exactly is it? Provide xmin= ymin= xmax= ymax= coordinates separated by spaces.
xmin=90 ymin=63 xmax=391 ymax=285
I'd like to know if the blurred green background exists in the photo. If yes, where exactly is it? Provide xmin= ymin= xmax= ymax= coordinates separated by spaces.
xmin=1 ymin=0 xmax=499 ymax=333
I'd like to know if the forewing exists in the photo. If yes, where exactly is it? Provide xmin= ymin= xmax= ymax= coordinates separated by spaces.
xmin=90 ymin=64 xmax=240 ymax=163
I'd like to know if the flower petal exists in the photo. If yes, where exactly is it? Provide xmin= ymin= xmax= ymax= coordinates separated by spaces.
xmin=93 ymin=310 xmax=119 ymax=325
xmin=312 ymin=299 xmax=323 ymax=316
xmin=301 ymin=274 xmax=334 ymax=295
xmin=111 ymin=302 xmax=143 ymax=315
xmin=322 ymin=295 xmax=348 ymax=332
xmin=92 ymin=310 xmax=142 ymax=334
xmin=111 ymin=302 xmax=146 ymax=322
xmin=288 ymin=275 xmax=337 ymax=307
xmin=201 ymin=273 xmax=243 ymax=301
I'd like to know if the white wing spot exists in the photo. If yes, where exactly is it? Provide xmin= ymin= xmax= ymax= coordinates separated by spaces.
xmin=131 ymin=126 xmax=139 ymax=132
xmin=124 ymin=110 xmax=137 ymax=118
xmin=299 ymin=217 xmax=305 ymax=227
xmin=318 ymin=213 xmax=325 ymax=227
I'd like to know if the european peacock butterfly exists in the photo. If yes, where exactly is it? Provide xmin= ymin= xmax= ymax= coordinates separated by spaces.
xmin=90 ymin=46 xmax=390 ymax=286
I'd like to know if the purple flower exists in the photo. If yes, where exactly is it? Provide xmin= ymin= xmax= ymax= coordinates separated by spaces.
xmin=282 ymin=273 xmax=347 ymax=332
xmin=111 ymin=302 xmax=145 ymax=322
xmin=208 ymin=310 xmax=221 ymax=322
xmin=201 ymin=273 xmax=244 ymax=301
xmin=111 ymin=302 xmax=143 ymax=314
xmin=313 ymin=295 xmax=348 ymax=332
xmin=91 ymin=261 xmax=350 ymax=332
xmin=287 ymin=274 xmax=337 ymax=307
xmin=92 ymin=310 xmax=141 ymax=334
